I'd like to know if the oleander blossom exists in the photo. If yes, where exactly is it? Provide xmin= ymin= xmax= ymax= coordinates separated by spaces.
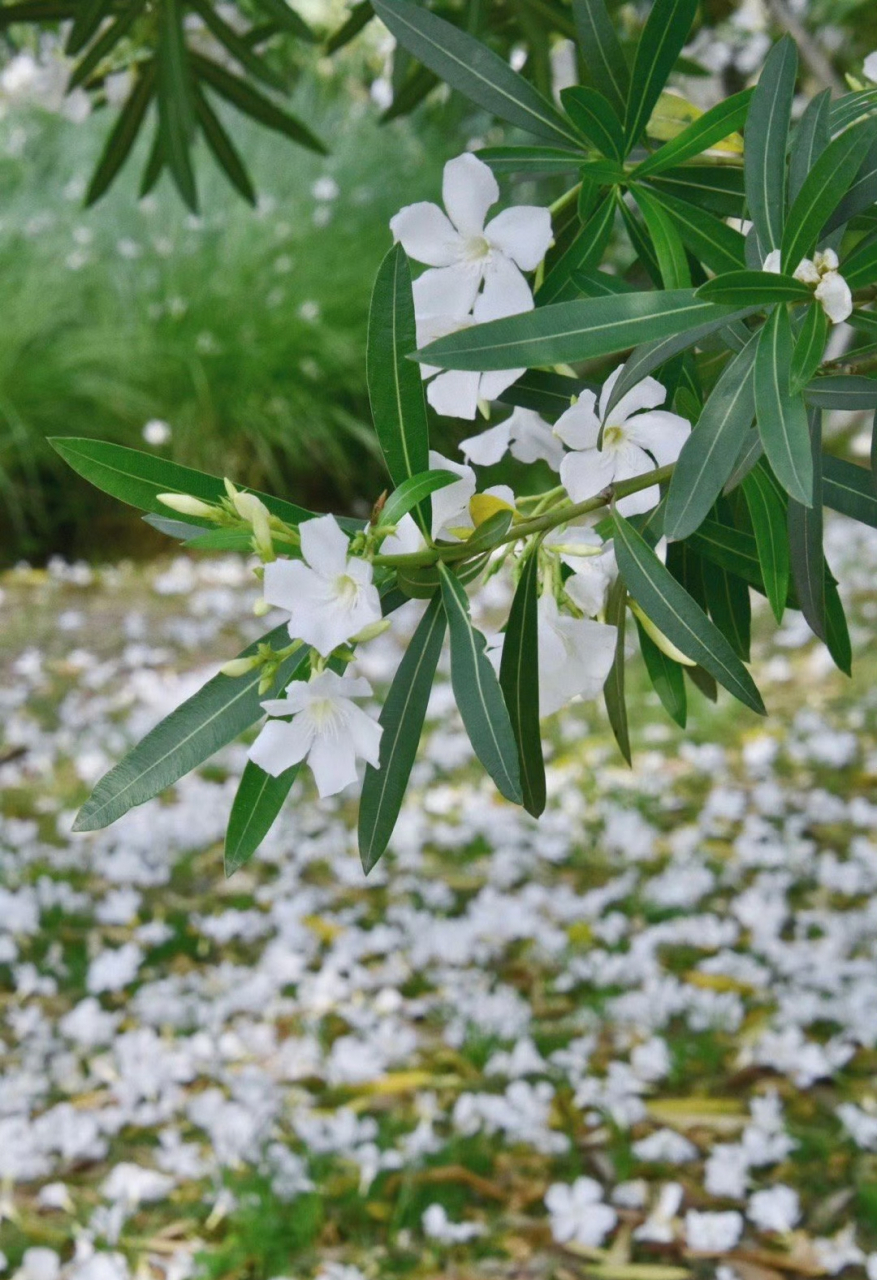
xmin=554 ymin=368 xmax=691 ymax=516
xmin=763 ymin=247 xmax=852 ymax=324
xmin=460 ymin=406 xmax=564 ymax=470
xmin=537 ymin=595 xmax=617 ymax=714
xmin=249 ymin=671 xmax=382 ymax=798
xmin=544 ymin=524 xmax=617 ymax=617
xmin=544 ymin=1177 xmax=617 ymax=1248
xmin=390 ymin=152 xmax=552 ymax=314
xmin=864 ymin=50 xmax=877 ymax=83
xmin=262 ymin=513 xmax=381 ymax=657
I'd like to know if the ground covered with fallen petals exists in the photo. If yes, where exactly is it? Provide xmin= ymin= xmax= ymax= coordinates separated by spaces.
xmin=3 ymin=526 xmax=877 ymax=1280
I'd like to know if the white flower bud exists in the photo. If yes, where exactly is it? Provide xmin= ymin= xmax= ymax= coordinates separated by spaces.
xmin=792 ymin=257 xmax=820 ymax=285
xmin=629 ymin=601 xmax=696 ymax=666
xmin=762 ymin=250 xmax=783 ymax=274
xmin=157 ymin=493 xmax=218 ymax=519
xmin=220 ymin=656 xmax=260 ymax=678
xmin=349 ymin=618 xmax=391 ymax=644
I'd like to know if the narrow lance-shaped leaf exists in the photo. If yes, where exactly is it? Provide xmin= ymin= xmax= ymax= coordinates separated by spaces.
xmin=438 ymin=562 xmax=523 ymax=804
xmin=157 ymin=0 xmax=198 ymax=211
xmin=74 ymin=635 xmax=310 ymax=831
xmin=804 ymin=376 xmax=877 ymax=410
xmin=417 ymin=289 xmax=743 ymax=372
xmin=499 ymin=548 xmax=545 ymax=818
xmin=636 ymin=617 xmax=687 ymax=727
xmin=790 ymin=304 xmax=828 ymax=394
xmin=194 ymin=85 xmax=256 ymax=205
xmin=823 ymin=139 xmax=877 ymax=236
xmin=754 ymin=303 xmax=814 ymax=507
xmin=637 ymin=183 xmax=747 ymax=275
xmin=624 ymin=0 xmax=698 ymax=152
xmin=367 ymin=245 xmax=431 ymax=534
xmin=633 ymin=185 xmax=690 ymax=288
xmin=782 ymin=119 xmax=877 ymax=271
xmin=613 ymin=511 xmax=765 ymax=714
xmin=741 ymin=460 xmax=790 ymax=622
xmin=744 ymin=36 xmax=797 ymax=255
xmin=787 ymin=407 xmax=825 ymax=639
xmin=664 ymin=333 xmax=758 ymax=540
xmin=825 ymin=575 xmax=852 ymax=676
xmin=191 ymin=53 xmax=327 ymax=154
xmin=477 ymin=145 xmax=583 ymax=176
xmin=571 ymin=0 xmax=629 ymax=120
xmin=788 ymin=88 xmax=830 ymax=205
xmin=225 ymin=759 xmax=300 ymax=878
xmin=703 ymin=564 xmax=751 ymax=661
xmin=603 ymin=578 xmax=631 ymax=765
xmin=649 ymin=164 xmax=746 ymax=218
xmin=697 ymin=270 xmax=811 ymax=306
xmin=536 ymin=193 xmax=616 ymax=306
xmin=358 ymin=594 xmax=446 ymax=872
xmin=560 ymin=86 xmax=624 ymax=160
xmin=86 ymin=61 xmax=156 ymax=206
xmin=371 ymin=0 xmax=581 ymax=147
xmin=378 ymin=470 xmax=456 ymax=529
xmin=822 ymin=452 xmax=877 ymax=528
xmin=66 ymin=0 xmax=110 ymax=55
xmin=840 ymin=232 xmax=877 ymax=289
xmin=632 ymin=88 xmax=754 ymax=179
xmin=69 ymin=0 xmax=147 ymax=92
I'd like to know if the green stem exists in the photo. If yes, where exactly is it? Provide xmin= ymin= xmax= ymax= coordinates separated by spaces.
xmin=548 ymin=182 xmax=582 ymax=218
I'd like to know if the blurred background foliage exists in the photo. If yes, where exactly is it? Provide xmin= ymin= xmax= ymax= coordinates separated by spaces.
xmin=0 ymin=0 xmax=876 ymax=564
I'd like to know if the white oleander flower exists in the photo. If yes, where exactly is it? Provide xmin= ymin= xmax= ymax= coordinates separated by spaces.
xmin=684 ymin=1208 xmax=744 ymax=1253
xmin=544 ymin=524 xmax=617 ymax=617
xmin=249 ymin=671 xmax=382 ymax=798
xmin=379 ymin=512 xmax=426 ymax=557
xmin=633 ymin=1182 xmax=684 ymax=1244
xmin=414 ymin=260 xmax=533 ymax=419
xmin=391 ymin=151 xmax=552 ymax=314
xmin=422 ymin=1203 xmax=486 ymax=1242
xmin=262 ymin=514 xmax=381 ymax=657
xmin=545 ymin=1177 xmax=617 ymax=1248
xmin=555 ymin=368 xmax=690 ymax=515
xmin=764 ymin=248 xmax=852 ymax=323
xmin=427 ymin=451 xmax=477 ymax=541
xmin=747 ymin=1185 xmax=799 ymax=1233
xmin=461 ymin=406 xmax=564 ymax=469
xmin=537 ymin=594 xmax=617 ymax=715
xmin=864 ymin=51 xmax=877 ymax=83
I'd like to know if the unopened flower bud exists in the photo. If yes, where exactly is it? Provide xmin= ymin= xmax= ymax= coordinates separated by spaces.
xmin=253 ymin=598 xmax=272 ymax=617
xmin=157 ymin=493 xmax=218 ymax=519
xmin=629 ymin=601 xmax=695 ymax=666
xmin=349 ymin=618 xmax=391 ymax=644
xmin=224 ymin=477 xmax=239 ymax=501
xmin=234 ymin=492 xmax=274 ymax=560
xmin=220 ymin=656 xmax=260 ymax=678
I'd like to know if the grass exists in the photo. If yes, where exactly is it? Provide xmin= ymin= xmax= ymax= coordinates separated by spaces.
xmin=0 ymin=74 xmax=461 ymax=564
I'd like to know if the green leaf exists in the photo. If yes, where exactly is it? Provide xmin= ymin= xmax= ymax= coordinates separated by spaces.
xmin=157 ymin=0 xmax=198 ymax=211
xmin=358 ymin=594 xmax=446 ymax=872
xmin=829 ymin=87 xmax=877 ymax=136
xmin=326 ymin=0 xmax=374 ymax=54
xmin=571 ymin=0 xmax=629 ymax=120
xmin=664 ymin=333 xmax=758 ymax=540
xmin=139 ymin=129 xmax=165 ymax=196
xmin=438 ymin=562 xmax=523 ymax=803
xmin=381 ymin=64 xmax=440 ymax=123
xmin=636 ymin=617 xmax=687 ymax=727
xmin=572 ymin=267 xmax=635 ymax=297
xmin=618 ymin=198 xmax=663 ymax=287
xmin=703 ymin=565 xmax=751 ymax=660
xmin=252 ymin=0 xmax=316 ymax=40
xmin=477 ymin=145 xmax=584 ymax=175
xmin=688 ymin=519 xmax=766 ymax=592
xmin=787 ymin=408 xmax=825 ymax=639
xmin=623 ymin=0 xmax=698 ymax=151
xmin=66 ymin=0 xmax=111 ymax=55
xmin=417 ymin=289 xmax=742 ymax=372
xmin=189 ymin=0 xmax=287 ymax=92
xmin=696 ymin=270 xmax=812 ymax=306
xmin=686 ymin=663 xmax=717 ymax=702
xmin=789 ymin=88 xmax=831 ymax=205
xmin=824 ymin=575 xmax=852 ymax=676
xmin=464 ymin=511 xmax=515 ymax=556
xmin=804 ymin=375 xmax=877 ymax=410
xmin=367 ymin=245 xmax=431 ymax=534
xmin=499 ymin=549 xmax=545 ymax=817
xmin=744 ymin=35 xmax=797 ymax=255
xmin=790 ymin=303 xmax=828 ymax=394
xmin=741 ymin=460 xmax=790 ymax=621
xmin=499 ymin=369 xmax=590 ymax=417
xmin=85 ymin=61 xmax=156 ymax=206
xmin=49 ymin=436 xmax=317 ymax=528
xmin=841 ymin=233 xmax=877 ymax=288
xmin=194 ymin=85 xmax=256 ymax=205
xmin=396 ymin=552 xmax=489 ymax=599
xmin=633 ymin=185 xmax=690 ymax=287
xmin=754 ymin=304 xmax=813 ymax=506
xmin=631 ymin=88 xmax=754 ymax=179
xmin=371 ymin=0 xmax=580 ymax=147
xmin=782 ymin=119 xmax=877 ymax=271
xmin=536 ymin=193 xmax=615 ymax=305
xmin=74 ymin=635 xmax=309 ymax=831
xmin=822 ymin=453 xmax=877 ymax=528
xmin=638 ymin=183 xmax=747 ymax=274
xmin=225 ymin=760 xmax=300 ymax=877
xmin=560 ymin=86 xmax=624 ymax=160
xmin=69 ymin=0 xmax=147 ymax=92
xmin=191 ymin=53 xmax=327 ymax=154
xmin=603 ymin=577 xmax=631 ymax=764
xmin=649 ymin=165 xmax=746 ymax=218
xmin=613 ymin=511 xmax=765 ymax=713
xmin=379 ymin=470 xmax=456 ymax=529
xmin=823 ymin=139 xmax=877 ymax=236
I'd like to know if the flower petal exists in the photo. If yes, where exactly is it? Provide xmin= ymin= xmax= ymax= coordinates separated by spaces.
xmin=347 ymin=704 xmax=384 ymax=768
xmin=560 ymin=446 xmax=617 ymax=502
xmin=553 ymin=392 xmax=600 ymax=450
xmin=413 ymin=264 xmax=480 ymax=319
xmin=485 ymin=205 xmax=553 ymax=271
xmin=603 ymin=373 xmax=667 ymax=425
xmin=307 ymin=734 xmax=360 ymax=798
xmin=390 ymin=201 xmax=461 ymax=267
xmin=427 ymin=368 xmax=482 ymax=420
xmin=507 ymin=407 xmax=564 ymax=469
xmin=299 ymin=513 xmax=350 ymax=577
xmin=478 ymin=366 xmax=526 ymax=401
xmin=477 ymin=256 xmax=534 ymax=320
xmin=460 ymin=421 xmax=511 ymax=466
xmin=248 ymin=717 xmax=312 ymax=777
xmin=442 ymin=152 xmax=498 ymax=238
xmin=623 ymin=409 xmax=691 ymax=465
xmin=815 ymin=271 xmax=852 ymax=324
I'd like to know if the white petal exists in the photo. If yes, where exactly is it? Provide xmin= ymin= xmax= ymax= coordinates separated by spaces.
xmin=617 ymin=484 xmax=661 ymax=516
xmin=248 ymin=718 xmax=312 ymax=776
xmin=262 ymin=557 xmax=307 ymax=614
xmin=793 ymin=256 xmax=820 ymax=285
xmin=814 ymin=248 xmax=839 ymax=273
xmin=508 ymin=408 xmax=564 ymax=469
xmin=560 ymin=446 xmax=617 ymax=502
xmin=485 ymin=205 xmax=553 ymax=271
xmin=312 ymin=670 xmax=373 ymax=700
xmin=565 ymin=562 xmax=612 ymax=617
xmin=624 ymin=409 xmax=691 ymax=465
xmin=604 ymin=374 xmax=667 ymax=425
xmin=476 ymin=257 xmax=534 ymax=320
xmin=478 ymin=366 xmax=526 ymax=401
xmin=390 ymin=201 xmax=461 ymax=266
xmin=865 ymin=51 xmax=877 ymax=82
xmin=460 ymin=421 xmax=511 ymax=465
xmin=347 ymin=704 xmax=384 ymax=768
xmin=815 ymin=271 xmax=852 ymax=324
xmin=307 ymin=734 xmax=360 ymax=798
xmin=554 ymin=392 xmax=600 ymax=450
xmin=485 ymin=483 xmax=515 ymax=506
xmin=442 ymin=152 xmax=498 ymax=238
xmin=762 ymin=249 xmax=783 ymax=274
xmin=299 ymin=513 xmax=350 ymax=577
xmin=427 ymin=368 xmax=482 ymax=420
xmin=381 ymin=512 xmax=426 ymax=556
xmin=413 ymin=264 xmax=480 ymax=319
xmin=428 ymin=450 xmax=476 ymax=536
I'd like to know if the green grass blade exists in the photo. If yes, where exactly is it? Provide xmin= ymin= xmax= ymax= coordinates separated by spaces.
xmin=438 ymin=563 xmax=523 ymax=804
xmin=499 ymin=548 xmax=545 ymax=817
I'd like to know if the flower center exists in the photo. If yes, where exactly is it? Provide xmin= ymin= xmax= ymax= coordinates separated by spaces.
xmin=464 ymin=235 xmax=491 ymax=262
xmin=602 ymin=424 xmax=625 ymax=448
xmin=334 ymin=573 xmax=360 ymax=607
xmin=309 ymin=698 xmax=342 ymax=734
